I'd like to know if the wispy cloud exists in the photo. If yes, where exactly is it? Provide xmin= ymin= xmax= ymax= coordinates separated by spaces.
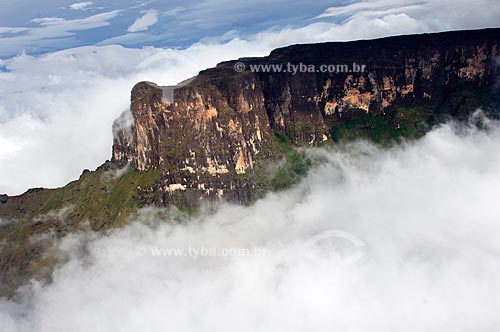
xmin=127 ymin=9 xmax=158 ymax=32
xmin=69 ymin=2 xmax=94 ymax=11
xmin=315 ymin=0 xmax=500 ymax=32
xmin=315 ymin=0 xmax=419 ymax=18
xmin=0 ymin=10 xmax=121 ymax=56
xmin=1 ymin=0 xmax=499 ymax=57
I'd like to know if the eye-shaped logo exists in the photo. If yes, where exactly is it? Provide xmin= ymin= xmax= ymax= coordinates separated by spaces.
xmin=303 ymin=229 xmax=366 ymax=267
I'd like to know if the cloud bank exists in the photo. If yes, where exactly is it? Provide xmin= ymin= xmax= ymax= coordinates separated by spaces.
xmin=1 ymin=119 xmax=500 ymax=331
xmin=0 ymin=40 xmax=275 ymax=195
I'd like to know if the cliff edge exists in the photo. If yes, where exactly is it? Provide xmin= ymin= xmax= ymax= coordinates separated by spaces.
xmin=111 ymin=28 xmax=500 ymax=206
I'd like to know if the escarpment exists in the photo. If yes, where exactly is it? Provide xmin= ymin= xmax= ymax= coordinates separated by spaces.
xmin=112 ymin=28 xmax=500 ymax=206
xmin=112 ymin=73 xmax=277 ymax=206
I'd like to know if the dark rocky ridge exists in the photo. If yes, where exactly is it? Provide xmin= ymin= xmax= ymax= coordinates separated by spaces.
xmin=112 ymin=28 xmax=500 ymax=206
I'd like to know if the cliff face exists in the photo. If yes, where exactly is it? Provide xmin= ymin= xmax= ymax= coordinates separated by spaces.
xmin=112 ymin=28 xmax=500 ymax=206
xmin=112 ymin=75 xmax=276 ymax=206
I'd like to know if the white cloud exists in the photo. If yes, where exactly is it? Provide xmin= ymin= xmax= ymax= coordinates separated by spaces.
xmin=127 ymin=9 xmax=159 ymax=32
xmin=97 ymin=31 xmax=163 ymax=46
xmin=0 ymin=27 xmax=30 ymax=34
xmin=316 ymin=0 xmax=418 ymax=18
xmin=0 ymin=40 xmax=273 ymax=195
xmin=69 ymin=2 xmax=94 ymax=10
xmin=1 ymin=120 xmax=500 ymax=331
xmin=0 ymin=10 xmax=121 ymax=56
xmin=316 ymin=0 xmax=500 ymax=32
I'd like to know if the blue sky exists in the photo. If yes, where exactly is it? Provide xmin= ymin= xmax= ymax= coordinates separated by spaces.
xmin=0 ymin=0 xmax=343 ymax=58
xmin=1 ymin=0 xmax=499 ymax=59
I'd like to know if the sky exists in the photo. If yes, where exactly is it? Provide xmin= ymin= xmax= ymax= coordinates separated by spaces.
xmin=0 ymin=0 xmax=337 ymax=58
xmin=1 ymin=0 xmax=500 ymax=59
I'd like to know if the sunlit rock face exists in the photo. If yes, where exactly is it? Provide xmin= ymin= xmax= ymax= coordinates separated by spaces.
xmin=112 ymin=28 xmax=500 ymax=206
xmin=113 ymin=76 xmax=275 ymax=206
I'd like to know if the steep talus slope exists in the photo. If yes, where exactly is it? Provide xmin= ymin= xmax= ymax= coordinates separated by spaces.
xmin=0 ymin=28 xmax=499 ymax=296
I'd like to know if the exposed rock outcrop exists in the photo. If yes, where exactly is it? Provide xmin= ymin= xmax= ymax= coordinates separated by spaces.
xmin=112 ymin=28 xmax=500 ymax=206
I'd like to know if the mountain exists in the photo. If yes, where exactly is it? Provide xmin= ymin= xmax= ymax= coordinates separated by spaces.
xmin=1 ymin=28 xmax=499 ymax=296
xmin=111 ymin=28 xmax=500 ymax=206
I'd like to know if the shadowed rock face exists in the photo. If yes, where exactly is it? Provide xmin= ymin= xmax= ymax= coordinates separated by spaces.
xmin=112 ymin=28 xmax=500 ymax=206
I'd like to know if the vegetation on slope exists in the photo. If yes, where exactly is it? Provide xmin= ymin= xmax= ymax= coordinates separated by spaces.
xmin=0 ymin=165 xmax=159 ymax=296
xmin=331 ymin=106 xmax=433 ymax=144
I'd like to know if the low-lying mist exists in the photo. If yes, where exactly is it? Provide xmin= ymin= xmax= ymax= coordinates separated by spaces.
xmin=1 ymin=117 xmax=500 ymax=331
